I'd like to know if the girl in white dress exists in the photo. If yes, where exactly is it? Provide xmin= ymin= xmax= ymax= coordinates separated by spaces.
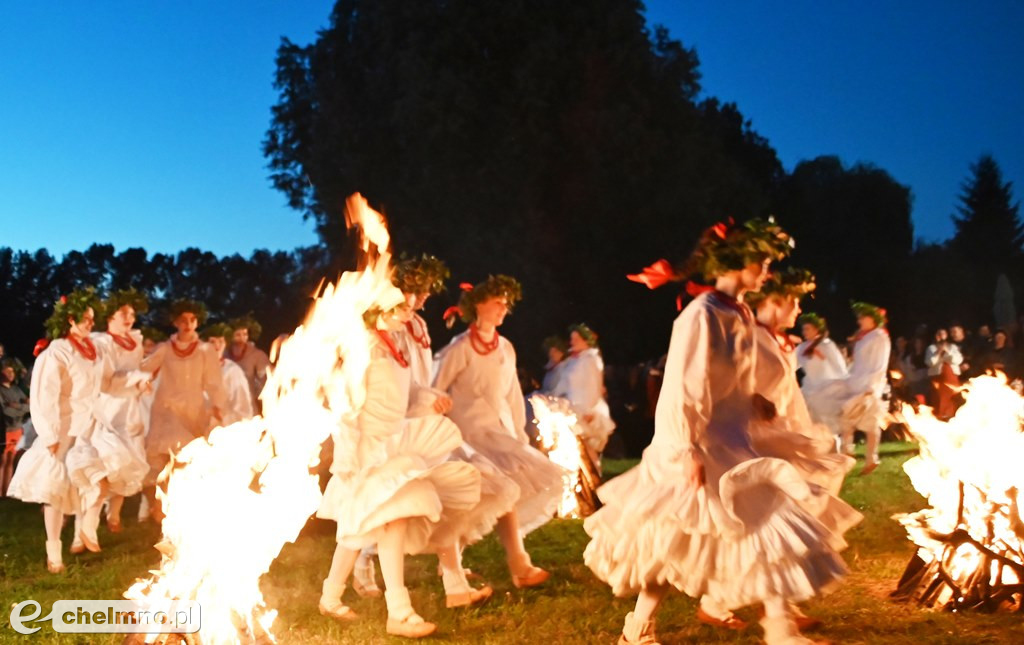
xmin=392 ymin=255 xmax=514 ymax=608
xmin=738 ymin=269 xmax=862 ymax=631
xmin=795 ymin=313 xmax=848 ymax=445
xmin=555 ymin=323 xmax=616 ymax=462
xmin=316 ymin=301 xmax=481 ymax=638
xmin=140 ymin=300 xmax=226 ymax=523
xmin=84 ymin=289 xmax=152 ymax=538
xmin=201 ymin=323 xmax=256 ymax=426
xmin=434 ymin=275 xmax=565 ymax=589
xmin=585 ymin=219 xmax=844 ymax=645
xmin=9 ymin=290 xmax=145 ymax=571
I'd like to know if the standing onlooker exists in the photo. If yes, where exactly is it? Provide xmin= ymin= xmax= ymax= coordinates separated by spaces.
xmin=949 ymin=324 xmax=971 ymax=380
xmin=982 ymin=329 xmax=1017 ymax=378
xmin=901 ymin=334 xmax=930 ymax=403
xmin=1 ymin=362 xmax=30 ymax=496
xmin=925 ymin=328 xmax=962 ymax=420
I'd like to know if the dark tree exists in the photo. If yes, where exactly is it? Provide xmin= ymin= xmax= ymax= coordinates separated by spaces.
xmin=263 ymin=0 xmax=781 ymax=366
xmin=951 ymin=154 xmax=1023 ymax=277
xmin=773 ymin=156 xmax=914 ymax=336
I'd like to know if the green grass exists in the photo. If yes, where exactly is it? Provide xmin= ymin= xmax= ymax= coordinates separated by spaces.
xmin=2 ymin=442 xmax=1021 ymax=643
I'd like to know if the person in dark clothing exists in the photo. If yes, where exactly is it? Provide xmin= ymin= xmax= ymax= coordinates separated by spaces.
xmin=982 ymin=329 xmax=1017 ymax=378
xmin=1 ymin=362 xmax=30 ymax=496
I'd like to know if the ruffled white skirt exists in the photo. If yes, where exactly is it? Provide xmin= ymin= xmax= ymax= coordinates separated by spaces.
xmin=431 ymin=444 xmax=520 ymax=548
xmin=317 ymin=414 xmax=481 ymax=555
xmin=8 ymin=439 xmax=79 ymax=515
xmin=65 ymin=420 xmax=149 ymax=508
xmin=461 ymin=426 xmax=565 ymax=534
xmin=583 ymin=444 xmax=848 ymax=608
xmin=749 ymin=417 xmax=863 ymax=538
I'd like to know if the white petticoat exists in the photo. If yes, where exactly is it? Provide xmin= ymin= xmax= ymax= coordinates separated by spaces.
xmin=462 ymin=427 xmax=565 ymax=535
xmin=65 ymin=420 xmax=149 ymax=509
xmin=317 ymin=414 xmax=481 ymax=555
xmin=431 ymin=444 xmax=521 ymax=548
xmin=583 ymin=451 xmax=848 ymax=608
xmin=7 ymin=443 xmax=79 ymax=515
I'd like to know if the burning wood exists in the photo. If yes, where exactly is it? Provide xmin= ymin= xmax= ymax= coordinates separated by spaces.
xmin=530 ymin=394 xmax=601 ymax=518
xmin=891 ymin=375 xmax=1024 ymax=612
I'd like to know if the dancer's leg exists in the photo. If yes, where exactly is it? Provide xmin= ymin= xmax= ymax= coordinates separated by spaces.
xmin=621 ymin=585 xmax=667 ymax=644
xmin=496 ymin=511 xmax=549 ymax=586
xmin=379 ymin=519 xmax=435 ymax=638
xmin=43 ymin=504 xmax=65 ymax=573
xmin=319 ymin=542 xmax=359 ymax=620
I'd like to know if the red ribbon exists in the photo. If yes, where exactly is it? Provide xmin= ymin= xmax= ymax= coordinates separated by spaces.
xmin=459 ymin=282 xmax=474 ymax=292
xmin=33 ymin=338 xmax=50 ymax=357
xmin=627 ymin=259 xmax=677 ymax=289
xmin=443 ymin=306 xmax=462 ymax=321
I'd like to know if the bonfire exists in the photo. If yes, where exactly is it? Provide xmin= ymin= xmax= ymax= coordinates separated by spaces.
xmin=123 ymin=194 xmax=400 ymax=643
xmin=892 ymin=375 xmax=1024 ymax=612
xmin=530 ymin=394 xmax=601 ymax=518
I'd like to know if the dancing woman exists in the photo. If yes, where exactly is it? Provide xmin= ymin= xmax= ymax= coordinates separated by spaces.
xmin=316 ymin=298 xmax=480 ymax=638
xmin=434 ymin=275 xmax=564 ymax=588
xmin=8 ymin=289 xmax=146 ymax=571
xmin=585 ymin=219 xmax=845 ymax=645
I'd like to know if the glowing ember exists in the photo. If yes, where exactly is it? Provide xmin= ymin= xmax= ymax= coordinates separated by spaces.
xmin=530 ymin=394 xmax=600 ymax=518
xmin=892 ymin=375 xmax=1024 ymax=612
xmin=124 ymin=194 xmax=403 ymax=643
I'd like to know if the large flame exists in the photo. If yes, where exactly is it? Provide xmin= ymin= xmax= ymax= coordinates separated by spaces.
xmin=894 ymin=374 xmax=1024 ymax=609
xmin=124 ymin=194 xmax=403 ymax=643
xmin=530 ymin=394 xmax=584 ymax=518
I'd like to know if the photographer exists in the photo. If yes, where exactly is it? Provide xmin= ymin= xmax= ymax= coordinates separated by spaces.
xmin=925 ymin=328 xmax=963 ymax=420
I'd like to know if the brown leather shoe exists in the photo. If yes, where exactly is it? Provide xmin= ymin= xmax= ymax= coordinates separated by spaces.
xmin=446 ymin=584 xmax=493 ymax=608
xmin=511 ymin=566 xmax=550 ymax=589
xmin=696 ymin=607 xmax=748 ymax=630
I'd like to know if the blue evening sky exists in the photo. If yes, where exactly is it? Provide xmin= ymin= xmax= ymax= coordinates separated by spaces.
xmin=2 ymin=1 xmax=1021 ymax=256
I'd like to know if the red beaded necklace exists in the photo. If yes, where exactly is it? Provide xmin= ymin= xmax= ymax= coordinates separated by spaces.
xmin=711 ymin=290 xmax=752 ymax=323
xmin=469 ymin=324 xmax=500 ymax=356
xmin=108 ymin=330 xmax=137 ymax=352
xmin=67 ymin=334 xmax=97 ymax=361
xmin=405 ymin=317 xmax=431 ymax=349
xmin=375 ymin=329 xmax=409 ymax=368
xmin=171 ymin=336 xmax=200 ymax=359
xmin=756 ymin=320 xmax=794 ymax=353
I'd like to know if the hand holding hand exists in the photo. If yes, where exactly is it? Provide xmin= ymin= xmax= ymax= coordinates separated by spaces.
xmin=433 ymin=394 xmax=453 ymax=415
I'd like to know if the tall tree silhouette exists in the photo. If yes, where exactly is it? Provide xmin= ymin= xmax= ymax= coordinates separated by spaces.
xmin=951 ymin=154 xmax=1023 ymax=277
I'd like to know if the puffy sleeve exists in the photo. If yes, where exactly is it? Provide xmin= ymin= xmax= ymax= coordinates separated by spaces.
xmin=432 ymin=337 xmax=469 ymax=393
xmin=140 ymin=341 xmax=168 ymax=373
xmin=202 ymin=345 xmax=227 ymax=412
xmin=848 ymin=333 xmax=891 ymax=394
xmin=823 ymin=341 xmax=848 ymax=379
xmin=358 ymin=356 xmax=406 ymax=437
xmin=654 ymin=304 xmax=716 ymax=451
xmin=569 ymin=352 xmax=604 ymax=412
xmin=28 ymin=348 xmax=67 ymax=448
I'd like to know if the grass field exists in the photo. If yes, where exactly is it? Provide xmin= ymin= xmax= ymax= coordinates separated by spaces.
xmin=1 ymin=442 xmax=1021 ymax=644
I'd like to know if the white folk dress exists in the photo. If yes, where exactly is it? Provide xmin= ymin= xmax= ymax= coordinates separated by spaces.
xmin=554 ymin=347 xmax=616 ymax=455
xmin=216 ymin=358 xmax=255 ymax=426
xmin=66 ymin=331 xmax=151 ymax=501
xmin=838 ymin=328 xmax=892 ymax=433
xmin=395 ymin=314 xmax=519 ymax=547
xmin=317 ymin=332 xmax=481 ymax=554
xmin=583 ymin=292 xmax=847 ymax=608
xmin=9 ymin=339 xmax=141 ymax=513
xmin=434 ymin=330 xmax=565 ymax=535
xmin=141 ymin=336 xmax=227 ymax=468
xmin=796 ymin=337 xmax=848 ymax=437
xmin=749 ymin=324 xmax=862 ymax=538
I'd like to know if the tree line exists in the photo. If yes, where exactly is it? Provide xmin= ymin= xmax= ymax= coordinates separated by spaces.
xmin=3 ymin=0 xmax=1021 ymax=372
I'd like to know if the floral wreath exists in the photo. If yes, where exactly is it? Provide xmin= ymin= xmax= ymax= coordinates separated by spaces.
xmin=851 ymin=301 xmax=887 ymax=327
xmin=201 ymin=322 xmax=233 ymax=342
xmin=99 ymin=288 xmax=150 ymax=327
xmin=568 ymin=323 xmax=599 ymax=348
xmin=443 ymin=275 xmax=523 ymax=326
xmin=44 ymin=288 xmax=102 ymax=340
xmin=393 ymin=254 xmax=450 ymax=295
xmin=228 ymin=314 xmax=263 ymax=341
xmin=168 ymin=299 xmax=210 ymax=326
xmin=542 ymin=335 xmax=568 ymax=354
xmin=745 ymin=267 xmax=817 ymax=309
xmin=140 ymin=326 xmax=169 ymax=343
xmin=797 ymin=312 xmax=828 ymax=335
